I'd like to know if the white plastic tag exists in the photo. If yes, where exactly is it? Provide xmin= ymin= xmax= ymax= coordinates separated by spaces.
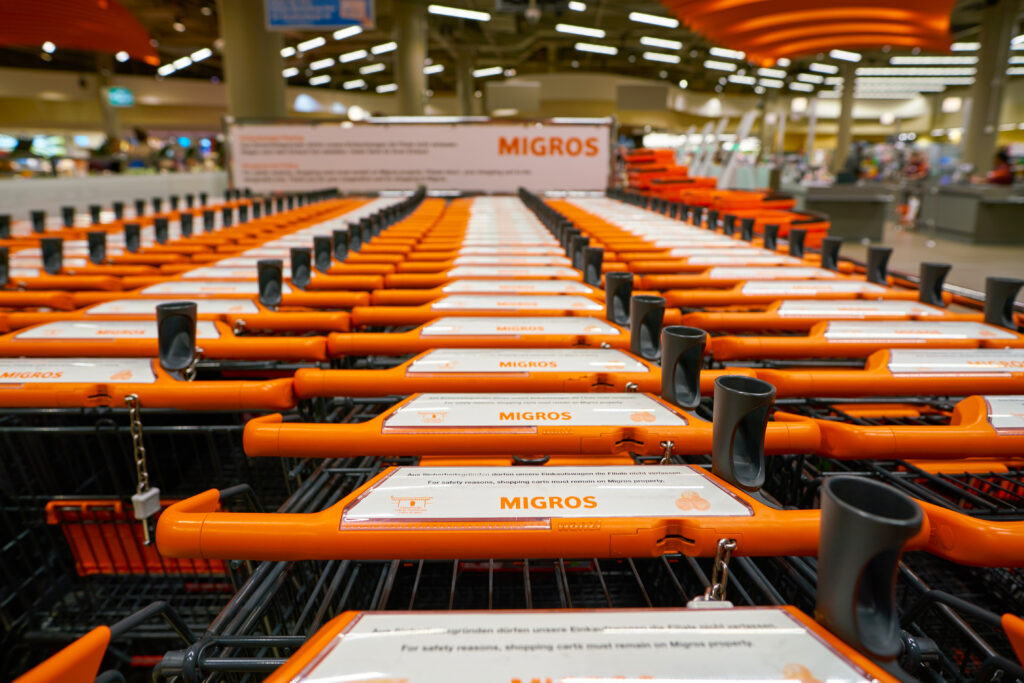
xmin=420 ymin=316 xmax=618 ymax=337
xmin=687 ymin=255 xmax=803 ymax=266
xmin=16 ymin=320 xmax=221 ymax=340
xmin=740 ymin=280 xmax=888 ymax=296
xmin=341 ymin=466 xmax=749 ymax=526
xmin=87 ymin=299 xmax=259 ymax=315
xmin=823 ymin=321 xmax=1016 ymax=341
xmin=708 ymin=267 xmax=837 ymax=280
xmin=0 ymin=358 xmax=158 ymax=384
xmin=452 ymin=256 xmax=573 ymax=266
xmin=430 ymin=295 xmax=603 ymax=312
xmin=887 ymin=349 xmax=1024 ymax=375
xmin=779 ymin=300 xmax=946 ymax=318
xmin=407 ymin=348 xmax=648 ymax=374
xmin=141 ymin=280 xmax=292 ymax=295
xmin=446 ymin=266 xmax=580 ymax=278
xmin=382 ymin=393 xmax=687 ymax=429
xmin=295 ymin=608 xmax=871 ymax=683
xmin=986 ymin=396 xmax=1024 ymax=433
xmin=440 ymin=279 xmax=595 ymax=295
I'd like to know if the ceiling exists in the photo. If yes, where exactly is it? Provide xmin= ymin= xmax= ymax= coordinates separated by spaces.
xmin=0 ymin=0 xmax=1017 ymax=101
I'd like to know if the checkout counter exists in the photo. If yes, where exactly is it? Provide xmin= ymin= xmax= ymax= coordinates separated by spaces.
xmin=916 ymin=184 xmax=1024 ymax=244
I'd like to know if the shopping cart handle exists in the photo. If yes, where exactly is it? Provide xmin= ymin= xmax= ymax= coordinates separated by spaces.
xmin=12 ymin=626 xmax=110 ymax=683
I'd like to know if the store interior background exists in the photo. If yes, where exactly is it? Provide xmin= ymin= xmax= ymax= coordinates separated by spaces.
xmin=0 ymin=0 xmax=1022 ymax=291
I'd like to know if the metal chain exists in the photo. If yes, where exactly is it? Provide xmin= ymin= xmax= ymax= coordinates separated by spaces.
xmin=125 ymin=394 xmax=149 ymax=493
xmin=704 ymin=538 xmax=737 ymax=601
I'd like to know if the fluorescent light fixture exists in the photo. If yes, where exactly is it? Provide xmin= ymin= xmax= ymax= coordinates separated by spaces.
xmin=829 ymin=49 xmax=861 ymax=62
xmin=308 ymin=74 xmax=331 ymax=85
xmin=576 ymin=42 xmax=618 ymax=55
xmin=550 ymin=116 xmax=613 ymax=123
xmin=472 ymin=66 xmax=503 ymax=78
xmin=310 ymin=57 xmax=334 ymax=70
xmin=809 ymin=62 xmax=839 ymax=74
xmin=890 ymin=55 xmax=977 ymax=65
xmin=568 ymin=1 xmax=587 ymax=10
xmin=371 ymin=41 xmax=397 ymax=54
xmin=491 ymin=108 xmax=518 ymax=117
xmin=709 ymin=46 xmax=745 ymax=60
xmin=428 ymin=4 xmax=491 ymax=21
xmin=1008 ymin=66 xmax=1024 ymax=75
xmin=704 ymin=59 xmax=737 ymax=72
xmin=343 ymin=78 xmax=366 ymax=89
xmin=776 ymin=57 xmax=791 ymax=67
xmin=728 ymin=74 xmax=756 ymax=85
xmin=115 ymin=50 xmax=129 ymax=62
xmin=758 ymin=78 xmax=784 ymax=88
xmin=376 ymin=83 xmax=398 ymax=93
xmin=857 ymin=77 xmax=974 ymax=85
xmin=951 ymin=42 xmax=980 ymax=51
xmin=825 ymin=76 xmax=844 ymax=84
xmin=856 ymin=67 xmax=976 ymax=76
xmin=556 ymin=23 xmax=605 ymax=38
xmin=157 ymin=64 xmax=176 ymax=76
xmin=190 ymin=47 xmax=212 ymax=62
xmin=788 ymin=81 xmax=814 ymax=91
xmin=797 ymin=72 xmax=824 ymax=83
xmin=643 ymin=51 xmax=680 ymax=64
xmin=172 ymin=56 xmax=192 ymax=69
xmin=280 ymin=46 xmax=296 ymax=58
xmin=758 ymin=67 xmax=786 ymax=78
xmin=333 ymin=26 xmax=362 ymax=40
xmin=424 ymin=63 xmax=445 ymax=74
xmin=340 ymin=49 xmax=368 ymax=63
xmin=41 ymin=41 xmax=56 ymax=54
xmin=360 ymin=63 xmax=386 ymax=74
xmin=298 ymin=36 xmax=326 ymax=52
xmin=1011 ymin=56 xmax=1024 ymax=65
xmin=678 ymin=79 xmax=688 ymax=89
xmin=282 ymin=67 xmax=299 ymax=78
xmin=641 ymin=36 xmax=682 ymax=50
xmin=628 ymin=11 xmax=679 ymax=28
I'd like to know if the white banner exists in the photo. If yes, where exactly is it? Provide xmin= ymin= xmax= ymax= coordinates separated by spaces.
xmin=228 ymin=122 xmax=611 ymax=193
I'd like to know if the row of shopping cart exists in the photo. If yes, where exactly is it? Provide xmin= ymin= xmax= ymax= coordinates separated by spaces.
xmin=3 ymin=184 xmax=1024 ymax=682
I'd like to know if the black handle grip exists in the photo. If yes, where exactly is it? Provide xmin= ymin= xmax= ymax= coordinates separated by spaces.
xmin=604 ymin=271 xmax=633 ymax=326
xmin=820 ymin=236 xmax=842 ymax=271
xmin=333 ymin=229 xmax=349 ymax=261
xmin=629 ymin=295 xmax=666 ymax=361
xmin=0 ymin=247 xmax=8 ymax=286
xmin=169 ymin=195 xmax=180 ymax=211
xmin=89 ymin=204 xmax=102 ymax=225
xmin=87 ymin=231 xmax=106 ymax=264
xmin=816 ymin=477 xmax=923 ymax=661
xmin=252 ymin=200 xmax=262 ymax=220
xmin=134 ymin=199 xmax=146 ymax=217
xmin=787 ymin=228 xmax=806 ymax=258
xmin=221 ymin=206 xmax=234 ymax=228
xmin=185 ymin=194 xmax=195 ymax=209
xmin=763 ymin=224 xmax=779 ymax=250
xmin=156 ymin=302 xmax=197 ymax=374
xmin=739 ymin=217 xmax=755 ymax=242
xmin=706 ymin=210 xmax=720 ymax=232
xmin=661 ymin=326 xmax=707 ymax=410
xmin=722 ymin=214 xmax=737 ymax=236
xmin=290 ymin=247 xmax=312 ymax=289
xmin=257 ymin=259 xmax=283 ymax=308
xmin=691 ymin=206 xmax=705 ymax=229
xmin=199 ymin=191 xmax=208 ymax=205
xmin=61 ymin=206 xmax=75 ymax=228
xmin=151 ymin=197 xmax=163 ymax=214
xmin=124 ymin=223 xmax=141 ymax=254
xmin=264 ymin=197 xmax=273 ymax=216
xmin=153 ymin=217 xmax=169 ymax=245
xmin=0 ymin=214 xmax=9 ymax=239
xmin=918 ymin=262 xmax=950 ymax=307
xmin=238 ymin=204 xmax=249 ymax=224
xmin=313 ymin=236 xmax=333 ymax=273
xmin=42 ymin=238 xmax=63 ymax=275
xmin=203 ymin=210 xmax=215 ymax=232
xmin=570 ymin=234 xmax=590 ymax=269
xmin=866 ymin=246 xmax=892 ymax=285
xmin=30 ymin=210 xmax=46 ymax=234
xmin=112 ymin=201 xmax=124 ymax=220
xmin=180 ymin=212 xmax=194 ymax=237
xmin=582 ymin=247 xmax=603 ymax=288
xmin=984 ymin=276 xmax=1024 ymax=330
xmin=711 ymin=375 xmax=775 ymax=492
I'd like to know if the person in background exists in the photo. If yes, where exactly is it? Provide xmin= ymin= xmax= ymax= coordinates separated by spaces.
xmin=904 ymin=149 xmax=929 ymax=180
xmin=986 ymin=148 xmax=1014 ymax=185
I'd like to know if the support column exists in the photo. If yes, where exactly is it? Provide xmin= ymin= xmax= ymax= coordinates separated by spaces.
xmin=395 ymin=0 xmax=427 ymax=115
xmin=95 ymin=54 xmax=120 ymax=146
xmin=455 ymin=48 xmax=475 ymax=116
xmin=830 ymin=62 xmax=855 ymax=174
xmin=962 ymin=0 xmax=1019 ymax=173
xmin=217 ymin=0 xmax=286 ymax=119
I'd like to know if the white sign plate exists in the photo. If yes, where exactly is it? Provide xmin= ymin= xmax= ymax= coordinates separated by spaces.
xmin=295 ymin=609 xmax=871 ymax=683
xmin=16 ymin=320 xmax=221 ymax=340
xmin=0 ymin=358 xmax=158 ymax=384
xmin=382 ymin=393 xmax=687 ymax=429
xmin=407 ymin=348 xmax=647 ymax=374
xmin=431 ymin=295 xmax=603 ymax=312
xmin=823 ymin=321 xmax=1016 ymax=341
xmin=987 ymin=396 xmax=1024 ymax=433
xmin=708 ymin=267 xmax=837 ymax=280
xmin=440 ymin=279 xmax=595 ymax=295
xmin=87 ymin=299 xmax=260 ymax=315
xmin=140 ymin=281 xmax=292 ymax=295
xmin=420 ymin=317 xmax=618 ymax=337
xmin=341 ymin=466 xmax=749 ymax=526
xmin=779 ymin=300 xmax=947 ymax=318
xmin=740 ymin=281 xmax=888 ymax=296
xmin=888 ymin=349 xmax=1024 ymax=376
xmin=451 ymin=256 xmax=572 ymax=266
xmin=445 ymin=266 xmax=580 ymax=279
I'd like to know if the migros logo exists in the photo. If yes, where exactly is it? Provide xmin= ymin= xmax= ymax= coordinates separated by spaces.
xmin=499 ymin=136 xmax=601 ymax=157
xmin=501 ymin=495 xmax=597 ymax=510
xmin=499 ymin=411 xmax=570 ymax=421
xmin=499 ymin=361 xmax=558 ymax=369
xmin=0 ymin=371 xmax=62 ymax=379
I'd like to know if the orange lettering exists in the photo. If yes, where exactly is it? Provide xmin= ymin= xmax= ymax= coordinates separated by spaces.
xmin=498 ymin=137 xmax=520 ymax=155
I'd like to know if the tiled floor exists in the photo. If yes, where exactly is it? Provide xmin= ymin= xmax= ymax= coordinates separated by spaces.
xmin=839 ymin=222 xmax=1024 ymax=297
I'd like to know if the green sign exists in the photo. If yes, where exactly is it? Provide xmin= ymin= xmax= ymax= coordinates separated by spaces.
xmin=106 ymin=86 xmax=134 ymax=108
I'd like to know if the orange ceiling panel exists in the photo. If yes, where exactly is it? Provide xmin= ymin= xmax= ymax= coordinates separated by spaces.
xmin=661 ymin=0 xmax=956 ymax=63
xmin=0 ymin=0 xmax=159 ymax=65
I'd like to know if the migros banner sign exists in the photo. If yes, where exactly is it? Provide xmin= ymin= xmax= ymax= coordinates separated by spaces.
xmin=229 ymin=122 xmax=611 ymax=193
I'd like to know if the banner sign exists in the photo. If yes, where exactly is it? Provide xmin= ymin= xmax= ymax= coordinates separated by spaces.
xmin=265 ymin=0 xmax=373 ymax=29
xmin=227 ymin=122 xmax=611 ymax=193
